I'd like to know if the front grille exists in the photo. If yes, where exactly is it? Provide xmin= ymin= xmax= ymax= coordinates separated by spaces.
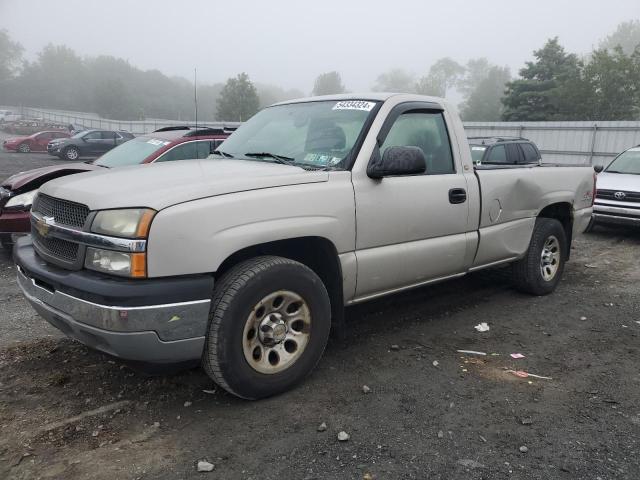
xmin=33 ymin=234 xmax=79 ymax=261
xmin=596 ymin=189 xmax=640 ymax=203
xmin=32 ymin=193 xmax=89 ymax=228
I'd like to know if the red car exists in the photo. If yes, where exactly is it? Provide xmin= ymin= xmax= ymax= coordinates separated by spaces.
xmin=3 ymin=130 xmax=71 ymax=153
xmin=0 ymin=126 xmax=232 ymax=249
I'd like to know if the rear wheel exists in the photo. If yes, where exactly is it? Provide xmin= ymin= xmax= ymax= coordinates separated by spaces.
xmin=512 ymin=218 xmax=567 ymax=295
xmin=18 ymin=143 xmax=30 ymax=153
xmin=202 ymin=256 xmax=331 ymax=399
xmin=63 ymin=146 xmax=79 ymax=161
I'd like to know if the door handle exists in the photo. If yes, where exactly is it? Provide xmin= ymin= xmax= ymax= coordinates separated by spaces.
xmin=449 ymin=188 xmax=467 ymax=204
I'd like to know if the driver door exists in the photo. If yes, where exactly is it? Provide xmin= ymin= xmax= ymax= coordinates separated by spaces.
xmin=352 ymin=105 xmax=471 ymax=299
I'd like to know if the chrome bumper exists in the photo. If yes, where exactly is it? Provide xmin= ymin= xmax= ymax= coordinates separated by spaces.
xmin=16 ymin=266 xmax=210 ymax=363
xmin=593 ymin=204 xmax=640 ymax=226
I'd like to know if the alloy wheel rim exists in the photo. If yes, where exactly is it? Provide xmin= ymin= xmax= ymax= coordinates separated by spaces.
xmin=242 ymin=290 xmax=311 ymax=374
xmin=67 ymin=149 xmax=78 ymax=159
xmin=540 ymin=235 xmax=560 ymax=281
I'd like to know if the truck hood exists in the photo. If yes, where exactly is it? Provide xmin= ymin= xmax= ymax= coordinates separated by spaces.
xmin=596 ymin=171 xmax=640 ymax=192
xmin=39 ymin=159 xmax=330 ymax=211
xmin=2 ymin=162 xmax=100 ymax=192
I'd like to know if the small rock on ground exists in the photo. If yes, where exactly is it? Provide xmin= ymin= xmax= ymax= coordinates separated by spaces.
xmin=197 ymin=460 xmax=214 ymax=472
xmin=519 ymin=445 xmax=529 ymax=453
xmin=362 ymin=385 xmax=371 ymax=394
xmin=390 ymin=345 xmax=400 ymax=351
xmin=317 ymin=422 xmax=327 ymax=432
xmin=337 ymin=431 xmax=350 ymax=441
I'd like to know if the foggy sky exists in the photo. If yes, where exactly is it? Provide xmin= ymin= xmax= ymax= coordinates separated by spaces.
xmin=1 ymin=0 xmax=639 ymax=94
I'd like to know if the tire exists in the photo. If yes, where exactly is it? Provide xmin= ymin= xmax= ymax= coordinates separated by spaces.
xmin=202 ymin=255 xmax=331 ymax=399
xmin=63 ymin=146 xmax=80 ymax=161
xmin=0 ymin=235 xmax=13 ymax=251
xmin=583 ymin=217 xmax=596 ymax=233
xmin=18 ymin=143 xmax=30 ymax=153
xmin=512 ymin=218 xmax=567 ymax=296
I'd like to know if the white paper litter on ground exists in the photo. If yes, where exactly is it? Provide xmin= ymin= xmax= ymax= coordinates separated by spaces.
xmin=474 ymin=322 xmax=490 ymax=332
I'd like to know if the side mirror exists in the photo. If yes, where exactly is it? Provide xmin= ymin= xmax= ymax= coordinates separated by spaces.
xmin=593 ymin=164 xmax=604 ymax=173
xmin=367 ymin=146 xmax=426 ymax=179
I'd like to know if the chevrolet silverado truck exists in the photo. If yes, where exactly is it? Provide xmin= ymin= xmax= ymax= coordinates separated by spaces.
xmin=14 ymin=94 xmax=595 ymax=399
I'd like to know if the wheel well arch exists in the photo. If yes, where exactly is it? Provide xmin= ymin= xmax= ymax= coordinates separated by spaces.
xmin=215 ymin=236 xmax=345 ymax=335
xmin=538 ymin=202 xmax=573 ymax=258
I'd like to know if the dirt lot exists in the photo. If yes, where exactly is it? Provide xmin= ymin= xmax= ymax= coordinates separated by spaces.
xmin=1 ymin=144 xmax=639 ymax=479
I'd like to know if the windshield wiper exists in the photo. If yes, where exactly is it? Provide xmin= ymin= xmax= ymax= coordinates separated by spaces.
xmin=212 ymin=150 xmax=234 ymax=158
xmin=244 ymin=152 xmax=296 ymax=166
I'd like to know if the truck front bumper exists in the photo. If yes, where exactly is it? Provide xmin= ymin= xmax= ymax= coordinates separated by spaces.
xmin=14 ymin=237 xmax=214 ymax=364
xmin=593 ymin=203 xmax=640 ymax=227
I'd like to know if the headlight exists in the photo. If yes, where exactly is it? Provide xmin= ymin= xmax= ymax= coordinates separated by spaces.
xmin=5 ymin=189 xmax=37 ymax=209
xmin=91 ymin=208 xmax=155 ymax=238
xmin=85 ymin=208 xmax=155 ymax=278
xmin=85 ymin=247 xmax=146 ymax=278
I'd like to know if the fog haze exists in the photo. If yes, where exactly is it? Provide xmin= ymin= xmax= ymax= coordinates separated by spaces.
xmin=1 ymin=0 xmax=639 ymax=92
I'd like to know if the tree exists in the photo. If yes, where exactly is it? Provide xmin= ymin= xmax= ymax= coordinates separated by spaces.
xmin=502 ymin=38 xmax=582 ymax=121
xmin=312 ymin=71 xmax=345 ymax=96
xmin=256 ymin=83 xmax=304 ymax=109
xmin=0 ymin=29 xmax=23 ymax=82
xmin=580 ymin=46 xmax=640 ymax=120
xmin=459 ymin=65 xmax=511 ymax=121
xmin=373 ymin=68 xmax=415 ymax=92
xmin=600 ymin=20 xmax=640 ymax=55
xmin=415 ymin=58 xmax=464 ymax=97
xmin=216 ymin=73 xmax=260 ymax=121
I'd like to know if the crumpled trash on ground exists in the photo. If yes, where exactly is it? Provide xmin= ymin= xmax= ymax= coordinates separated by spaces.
xmin=507 ymin=369 xmax=552 ymax=380
xmin=457 ymin=350 xmax=487 ymax=356
xmin=474 ymin=322 xmax=490 ymax=332
xmin=510 ymin=353 xmax=525 ymax=359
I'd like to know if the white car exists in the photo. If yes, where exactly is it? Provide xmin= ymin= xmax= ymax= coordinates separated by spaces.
xmin=0 ymin=110 xmax=15 ymax=122
xmin=589 ymin=146 xmax=640 ymax=229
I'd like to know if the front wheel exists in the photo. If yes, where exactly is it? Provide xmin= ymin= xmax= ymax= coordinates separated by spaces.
xmin=63 ymin=146 xmax=79 ymax=161
xmin=18 ymin=143 xmax=30 ymax=153
xmin=512 ymin=218 xmax=567 ymax=295
xmin=202 ymin=256 xmax=331 ymax=399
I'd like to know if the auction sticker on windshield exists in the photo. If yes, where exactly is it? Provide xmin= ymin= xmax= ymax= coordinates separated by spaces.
xmin=333 ymin=101 xmax=376 ymax=111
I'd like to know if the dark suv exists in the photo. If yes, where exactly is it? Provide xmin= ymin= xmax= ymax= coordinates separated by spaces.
xmin=47 ymin=129 xmax=135 ymax=160
xmin=468 ymin=136 xmax=542 ymax=166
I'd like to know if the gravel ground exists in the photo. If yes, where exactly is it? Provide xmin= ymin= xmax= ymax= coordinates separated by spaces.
xmin=1 ymin=146 xmax=639 ymax=480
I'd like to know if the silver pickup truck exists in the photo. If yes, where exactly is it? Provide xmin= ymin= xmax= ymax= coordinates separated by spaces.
xmin=14 ymin=94 xmax=595 ymax=399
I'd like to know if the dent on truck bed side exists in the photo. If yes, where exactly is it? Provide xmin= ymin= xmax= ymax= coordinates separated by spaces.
xmin=472 ymin=166 xmax=594 ymax=268
xmin=145 ymin=172 xmax=356 ymax=281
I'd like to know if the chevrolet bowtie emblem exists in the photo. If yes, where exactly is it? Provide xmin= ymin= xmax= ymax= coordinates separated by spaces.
xmin=35 ymin=215 xmax=55 ymax=237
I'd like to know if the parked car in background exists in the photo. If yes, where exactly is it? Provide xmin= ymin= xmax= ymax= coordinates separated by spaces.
xmin=587 ymin=145 xmax=640 ymax=231
xmin=0 ymin=110 xmax=15 ymax=123
xmin=0 ymin=126 xmax=231 ymax=248
xmin=12 ymin=93 xmax=595 ymax=399
xmin=468 ymin=136 xmax=542 ymax=166
xmin=47 ymin=129 xmax=135 ymax=160
xmin=3 ymin=130 xmax=71 ymax=153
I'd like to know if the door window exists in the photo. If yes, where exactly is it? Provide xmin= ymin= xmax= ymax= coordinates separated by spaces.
xmin=100 ymin=131 xmax=117 ymax=140
xmin=156 ymin=142 xmax=210 ymax=162
xmin=83 ymin=131 xmax=102 ymax=140
xmin=380 ymin=112 xmax=454 ymax=174
xmin=520 ymin=143 xmax=540 ymax=163
xmin=486 ymin=145 xmax=507 ymax=163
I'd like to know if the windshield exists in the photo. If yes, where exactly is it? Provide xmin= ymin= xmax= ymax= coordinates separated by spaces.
xmin=94 ymin=136 xmax=168 ymax=167
xmin=469 ymin=145 xmax=487 ymax=163
xmin=605 ymin=149 xmax=640 ymax=175
xmin=216 ymin=100 xmax=379 ymax=169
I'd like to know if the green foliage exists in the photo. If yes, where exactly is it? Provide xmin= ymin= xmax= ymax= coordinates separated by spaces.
xmin=216 ymin=73 xmax=260 ymax=121
xmin=257 ymin=84 xmax=304 ymax=109
xmin=502 ymin=38 xmax=582 ymax=121
xmin=415 ymin=58 xmax=464 ymax=97
xmin=373 ymin=69 xmax=415 ymax=93
xmin=459 ymin=63 xmax=511 ymax=121
xmin=312 ymin=71 xmax=346 ymax=96
xmin=0 ymin=29 xmax=23 ymax=82
xmin=600 ymin=20 xmax=640 ymax=55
